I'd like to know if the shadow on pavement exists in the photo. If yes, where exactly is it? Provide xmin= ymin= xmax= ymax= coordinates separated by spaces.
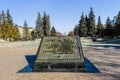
xmin=18 ymin=55 xmax=36 ymax=73
xmin=84 ymin=57 xmax=100 ymax=73
xmin=88 ymin=45 xmax=120 ymax=50
xmin=18 ymin=55 xmax=100 ymax=73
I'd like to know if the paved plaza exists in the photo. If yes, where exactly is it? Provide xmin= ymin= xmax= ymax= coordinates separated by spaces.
xmin=0 ymin=39 xmax=120 ymax=80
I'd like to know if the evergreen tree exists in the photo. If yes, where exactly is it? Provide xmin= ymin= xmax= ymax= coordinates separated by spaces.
xmin=79 ymin=13 xmax=87 ymax=37
xmin=6 ymin=9 xmax=13 ymax=25
xmin=115 ymin=11 xmax=120 ymax=37
xmin=85 ymin=15 xmax=89 ymax=36
xmin=1 ymin=10 xmax=6 ymax=23
xmin=6 ymin=9 xmax=14 ymax=41
xmin=0 ymin=10 xmax=13 ymax=41
xmin=43 ymin=12 xmax=51 ymax=36
xmin=0 ymin=10 xmax=6 ymax=39
xmin=12 ymin=24 xmax=20 ymax=40
xmin=0 ymin=22 xmax=8 ymax=40
xmin=88 ymin=8 xmax=96 ymax=37
xmin=22 ymin=20 xmax=30 ymax=40
xmin=96 ymin=16 xmax=104 ymax=38
xmin=51 ymin=26 xmax=56 ymax=36
xmin=0 ymin=10 xmax=20 ymax=41
xmin=74 ymin=24 xmax=79 ymax=36
xmin=112 ymin=16 xmax=117 ymax=27
xmin=35 ymin=12 xmax=43 ymax=38
xmin=0 ymin=13 xmax=2 ymax=36
xmin=0 ymin=13 xmax=2 ymax=26
xmin=105 ymin=17 xmax=113 ymax=38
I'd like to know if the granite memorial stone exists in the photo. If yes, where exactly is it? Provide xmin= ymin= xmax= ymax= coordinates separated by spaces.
xmin=33 ymin=36 xmax=86 ymax=72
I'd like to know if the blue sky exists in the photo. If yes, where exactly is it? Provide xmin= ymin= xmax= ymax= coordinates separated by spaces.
xmin=0 ymin=0 xmax=120 ymax=34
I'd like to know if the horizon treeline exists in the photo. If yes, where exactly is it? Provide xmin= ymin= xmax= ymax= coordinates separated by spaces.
xmin=74 ymin=8 xmax=120 ymax=39
xmin=0 ymin=9 xmax=20 ymax=41
xmin=0 ymin=9 xmax=57 ymax=41
xmin=35 ymin=11 xmax=57 ymax=38
xmin=1 ymin=8 xmax=120 ymax=41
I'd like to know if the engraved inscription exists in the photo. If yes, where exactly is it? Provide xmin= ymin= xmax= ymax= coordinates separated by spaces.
xmin=41 ymin=37 xmax=77 ymax=54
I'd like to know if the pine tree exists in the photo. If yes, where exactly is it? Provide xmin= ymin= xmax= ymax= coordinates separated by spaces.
xmin=1 ymin=10 xmax=6 ymax=23
xmin=0 ymin=22 xmax=8 ymax=40
xmin=85 ymin=15 xmax=89 ymax=36
xmin=0 ymin=13 xmax=2 ymax=26
xmin=22 ymin=20 xmax=30 ymax=40
xmin=79 ymin=13 xmax=87 ymax=37
xmin=6 ymin=9 xmax=13 ymax=25
xmin=105 ymin=17 xmax=113 ymax=38
xmin=96 ymin=16 xmax=104 ymax=38
xmin=115 ymin=11 xmax=120 ymax=37
xmin=0 ymin=10 xmax=6 ymax=39
xmin=0 ymin=9 xmax=15 ymax=41
xmin=6 ymin=9 xmax=14 ymax=41
xmin=35 ymin=12 xmax=43 ymax=38
xmin=0 ymin=10 xmax=20 ymax=41
xmin=51 ymin=26 xmax=56 ymax=36
xmin=0 ymin=13 xmax=2 ymax=36
xmin=43 ymin=12 xmax=51 ymax=36
xmin=88 ymin=8 xmax=96 ymax=37
xmin=74 ymin=24 xmax=79 ymax=36
xmin=12 ymin=24 xmax=20 ymax=40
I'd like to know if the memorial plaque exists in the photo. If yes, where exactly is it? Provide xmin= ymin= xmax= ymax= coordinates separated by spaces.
xmin=33 ymin=36 xmax=86 ymax=72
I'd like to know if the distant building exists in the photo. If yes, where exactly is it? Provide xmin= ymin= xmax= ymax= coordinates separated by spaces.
xmin=17 ymin=26 xmax=34 ymax=39
xmin=56 ymin=32 xmax=62 ymax=37
xmin=68 ymin=31 xmax=74 ymax=36
xmin=17 ymin=26 xmax=23 ymax=38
